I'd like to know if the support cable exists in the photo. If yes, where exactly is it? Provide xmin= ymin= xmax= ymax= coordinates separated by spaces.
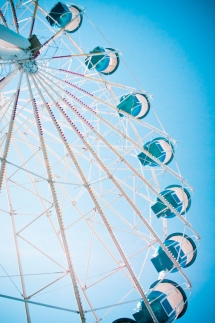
xmin=0 ymin=264 xmax=22 ymax=295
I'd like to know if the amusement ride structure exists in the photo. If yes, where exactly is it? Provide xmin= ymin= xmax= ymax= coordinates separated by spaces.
xmin=0 ymin=1 xmax=199 ymax=322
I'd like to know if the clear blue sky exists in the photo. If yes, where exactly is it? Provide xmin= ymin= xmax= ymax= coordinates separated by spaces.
xmin=1 ymin=0 xmax=215 ymax=322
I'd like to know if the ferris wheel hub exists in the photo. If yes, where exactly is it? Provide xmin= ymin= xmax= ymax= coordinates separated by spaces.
xmin=19 ymin=58 xmax=38 ymax=74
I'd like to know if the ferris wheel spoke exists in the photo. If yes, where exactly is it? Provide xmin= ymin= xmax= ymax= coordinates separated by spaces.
xmin=20 ymin=0 xmax=58 ymax=42
xmin=40 ymin=51 xmax=121 ymax=64
xmin=28 ymin=0 xmax=38 ymax=37
xmin=76 ymin=276 xmax=101 ymax=323
xmin=31 ymin=74 xmax=159 ymax=323
xmin=35 ymin=76 xmax=139 ymax=256
xmin=28 ymin=74 xmax=86 ymax=323
xmin=0 ymin=8 xmax=7 ymax=27
xmin=88 ymin=195 xmax=148 ymax=239
xmin=0 ymin=71 xmax=23 ymax=192
xmin=9 ymin=0 xmax=19 ymax=33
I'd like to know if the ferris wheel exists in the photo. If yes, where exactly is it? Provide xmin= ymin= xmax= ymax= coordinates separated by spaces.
xmin=0 ymin=1 xmax=200 ymax=323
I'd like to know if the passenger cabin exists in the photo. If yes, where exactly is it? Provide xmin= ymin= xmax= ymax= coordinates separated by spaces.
xmin=151 ymin=185 xmax=191 ymax=219
xmin=117 ymin=93 xmax=150 ymax=119
xmin=133 ymin=279 xmax=188 ymax=323
xmin=85 ymin=46 xmax=120 ymax=75
xmin=46 ymin=2 xmax=83 ymax=33
xmin=138 ymin=138 xmax=174 ymax=167
xmin=151 ymin=233 xmax=197 ymax=273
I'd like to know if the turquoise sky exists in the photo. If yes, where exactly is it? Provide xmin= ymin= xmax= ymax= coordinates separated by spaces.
xmin=0 ymin=0 xmax=214 ymax=322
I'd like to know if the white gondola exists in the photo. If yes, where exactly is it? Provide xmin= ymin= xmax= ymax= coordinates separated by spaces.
xmin=138 ymin=137 xmax=174 ymax=167
xmin=133 ymin=280 xmax=188 ymax=323
xmin=151 ymin=185 xmax=191 ymax=218
xmin=46 ymin=2 xmax=83 ymax=32
xmin=85 ymin=46 xmax=120 ymax=75
xmin=117 ymin=93 xmax=150 ymax=119
xmin=151 ymin=233 xmax=197 ymax=272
